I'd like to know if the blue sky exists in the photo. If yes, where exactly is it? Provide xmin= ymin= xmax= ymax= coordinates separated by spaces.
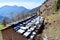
xmin=0 ymin=0 xmax=45 ymax=9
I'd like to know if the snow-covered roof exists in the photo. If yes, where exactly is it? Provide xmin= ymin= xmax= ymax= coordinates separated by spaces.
xmin=12 ymin=15 xmax=44 ymax=39
xmin=23 ymin=31 xmax=31 ymax=37
xmin=17 ymin=29 xmax=25 ymax=34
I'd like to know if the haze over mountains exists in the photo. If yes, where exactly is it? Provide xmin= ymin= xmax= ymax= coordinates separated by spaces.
xmin=0 ymin=5 xmax=30 ymax=17
xmin=0 ymin=5 xmax=30 ymax=23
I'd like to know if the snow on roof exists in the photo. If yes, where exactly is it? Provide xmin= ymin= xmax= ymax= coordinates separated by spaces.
xmin=32 ymin=32 xmax=36 ymax=35
xmin=17 ymin=29 xmax=25 ymax=34
xmin=23 ymin=31 xmax=31 ymax=37
xmin=27 ymin=26 xmax=36 ymax=32
xmin=30 ymin=35 xmax=35 ymax=39
xmin=20 ymin=27 xmax=28 ymax=30
xmin=32 ymin=26 xmax=36 ymax=28
xmin=11 ymin=16 xmax=44 ymax=39
xmin=30 ymin=27 xmax=35 ymax=30
xmin=35 ymin=21 xmax=39 ymax=25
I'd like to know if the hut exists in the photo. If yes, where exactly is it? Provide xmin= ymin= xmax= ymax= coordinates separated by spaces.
xmin=0 ymin=25 xmax=28 ymax=40
xmin=0 ymin=15 xmax=44 ymax=40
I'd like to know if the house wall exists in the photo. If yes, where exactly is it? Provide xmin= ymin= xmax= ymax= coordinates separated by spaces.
xmin=0 ymin=31 xmax=3 ymax=40
xmin=1 ymin=27 xmax=27 ymax=40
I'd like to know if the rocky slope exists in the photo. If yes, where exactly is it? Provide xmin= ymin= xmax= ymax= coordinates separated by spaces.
xmin=39 ymin=0 xmax=60 ymax=40
xmin=33 ymin=0 xmax=60 ymax=40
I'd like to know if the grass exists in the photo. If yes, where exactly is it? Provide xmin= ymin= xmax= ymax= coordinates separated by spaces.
xmin=48 ymin=12 xmax=58 ymax=20
xmin=43 ymin=11 xmax=60 ymax=39
xmin=0 ymin=24 xmax=4 ymax=30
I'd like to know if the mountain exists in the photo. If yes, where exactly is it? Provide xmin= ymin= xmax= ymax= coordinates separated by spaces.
xmin=0 ymin=16 xmax=10 ymax=24
xmin=28 ymin=6 xmax=40 ymax=13
xmin=0 ymin=5 xmax=30 ymax=17
xmin=0 ymin=16 xmax=4 ymax=23
xmin=28 ymin=0 xmax=47 ymax=14
xmin=0 ymin=5 xmax=30 ymax=24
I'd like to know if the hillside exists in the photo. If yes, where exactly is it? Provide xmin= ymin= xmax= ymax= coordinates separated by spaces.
xmin=35 ymin=0 xmax=60 ymax=40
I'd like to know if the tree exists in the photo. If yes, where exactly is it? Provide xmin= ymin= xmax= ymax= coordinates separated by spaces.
xmin=2 ymin=19 xmax=6 ymax=27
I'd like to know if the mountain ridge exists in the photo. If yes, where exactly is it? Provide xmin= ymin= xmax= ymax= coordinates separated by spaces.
xmin=0 ymin=5 xmax=30 ymax=24
xmin=0 ymin=5 xmax=30 ymax=17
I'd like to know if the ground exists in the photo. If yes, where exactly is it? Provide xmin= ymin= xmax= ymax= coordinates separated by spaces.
xmin=42 ymin=11 xmax=60 ymax=40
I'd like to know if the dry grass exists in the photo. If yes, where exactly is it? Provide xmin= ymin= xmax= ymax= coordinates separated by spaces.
xmin=42 ymin=12 xmax=60 ymax=40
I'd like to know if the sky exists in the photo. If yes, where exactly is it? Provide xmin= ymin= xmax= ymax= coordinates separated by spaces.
xmin=0 ymin=0 xmax=45 ymax=9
